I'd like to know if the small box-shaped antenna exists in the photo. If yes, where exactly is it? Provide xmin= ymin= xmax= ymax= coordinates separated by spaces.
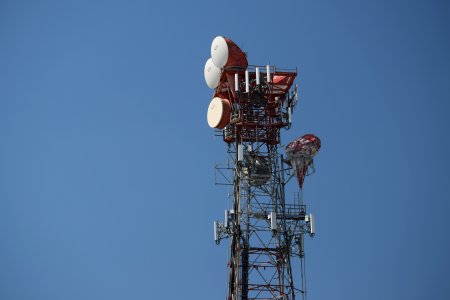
xmin=269 ymin=212 xmax=277 ymax=231
xmin=224 ymin=210 xmax=229 ymax=228
xmin=237 ymin=144 xmax=244 ymax=161
xmin=299 ymin=234 xmax=305 ymax=257
xmin=309 ymin=213 xmax=315 ymax=237
xmin=214 ymin=221 xmax=219 ymax=242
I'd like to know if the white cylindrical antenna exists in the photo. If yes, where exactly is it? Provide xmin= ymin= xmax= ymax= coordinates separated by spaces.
xmin=288 ymin=107 xmax=292 ymax=124
xmin=266 ymin=65 xmax=271 ymax=83
xmin=234 ymin=73 xmax=239 ymax=92
xmin=237 ymin=144 xmax=244 ymax=161
xmin=224 ymin=210 xmax=229 ymax=228
xmin=256 ymin=67 xmax=260 ymax=85
xmin=245 ymin=69 xmax=249 ymax=93
xmin=269 ymin=212 xmax=277 ymax=231
xmin=214 ymin=221 xmax=219 ymax=242
xmin=309 ymin=213 xmax=315 ymax=236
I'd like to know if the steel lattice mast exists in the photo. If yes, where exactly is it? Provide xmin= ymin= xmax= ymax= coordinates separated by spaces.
xmin=205 ymin=36 xmax=318 ymax=300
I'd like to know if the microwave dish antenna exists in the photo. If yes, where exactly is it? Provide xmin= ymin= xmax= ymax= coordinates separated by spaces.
xmin=207 ymin=97 xmax=232 ymax=129
xmin=204 ymin=58 xmax=221 ymax=89
xmin=211 ymin=36 xmax=248 ymax=68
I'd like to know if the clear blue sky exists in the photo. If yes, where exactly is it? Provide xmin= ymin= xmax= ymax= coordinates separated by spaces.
xmin=1 ymin=1 xmax=449 ymax=299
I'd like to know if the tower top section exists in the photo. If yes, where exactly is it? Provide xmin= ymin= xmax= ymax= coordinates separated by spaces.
xmin=203 ymin=36 xmax=298 ymax=145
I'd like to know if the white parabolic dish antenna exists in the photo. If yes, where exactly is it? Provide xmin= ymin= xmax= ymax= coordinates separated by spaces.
xmin=207 ymin=97 xmax=231 ymax=129
xmin=204 ymin=58 xmax=221 ymax=89
xmin=211 ymin=36 xmax=229 ymax=68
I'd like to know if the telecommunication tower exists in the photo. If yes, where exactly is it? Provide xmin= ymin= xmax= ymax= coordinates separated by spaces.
xmin=204 ymin=36 xmax=321 ymax=300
